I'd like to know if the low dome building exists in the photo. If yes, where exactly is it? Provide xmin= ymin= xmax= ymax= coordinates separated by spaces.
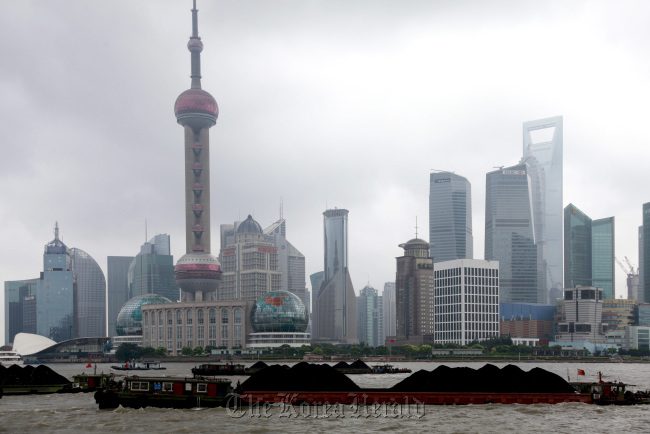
xmin=248 ymin=291 xmax=310 ymax=348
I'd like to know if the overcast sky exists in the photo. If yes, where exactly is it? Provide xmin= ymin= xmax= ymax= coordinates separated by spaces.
xmin=2 ymin=0 xmax=649 ymax=344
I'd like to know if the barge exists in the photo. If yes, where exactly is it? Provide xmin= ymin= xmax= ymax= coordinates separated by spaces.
xmin=191 ymin=363 xmax=250 ymax=376
xmin=94 ymin=375 xmax=232 ymax=409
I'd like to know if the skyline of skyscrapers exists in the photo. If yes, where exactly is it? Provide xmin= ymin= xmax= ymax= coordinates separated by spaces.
xmin=312 ymin=208 xmax=357 ymax=344
xmin=429 ymin=171 xmax=473 ymax=263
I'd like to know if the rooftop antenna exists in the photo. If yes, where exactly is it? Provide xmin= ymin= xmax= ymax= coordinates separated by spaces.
xmin=280 ymin=197 xmax=283 ymax=220
xmin=145 ymin=219 xmax=148 ymax=242
xmin=54 ymin=221 xmax=60 ymax=241
xmin=415 ymin=216 xmax=419 ymax=239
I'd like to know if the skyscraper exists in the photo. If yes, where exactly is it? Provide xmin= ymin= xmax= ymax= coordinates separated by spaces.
xmin=642 ymin=203 xmax=650 ymax=303
xmin=564 ymin=204 xmax=615 ymax=299
xmin=71 ymin=247 xmax=106 ymax=338
xmin=382 ymin=282 xmax=396 ymax=341
xmin=173 ymin=0 xmax=222 ymax=303
xmin=107 ymin=256 xmax=134 ymax=337
xmin=129 ymin=234 xmax=179 ymax=302
xmin=485 ymin=163 xmax=540 ymax=303
xmin=218 ymin=215 xmax=282 ymax=301
xmin=312 ymin=209 xmax=357 ymax=344
xmin=429 ymin=171 xmax=473 ymax=262
xmin=264 ymin=218 xmax=307 ymax=309
xmin=357 ymin=285 xmax=383 ymax=347
xmin=523 ymin=116 xmax=563 ymax=301
xmin=395 ymin=237 xmax=435 ymax=343
xmin=4 ymin=279 xmax=38 ymax=344
xmin=37 ymin=223 xmax=74 ymax=342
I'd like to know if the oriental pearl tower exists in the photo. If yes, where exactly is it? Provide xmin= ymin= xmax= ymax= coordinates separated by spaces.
xmin=173 ymin=0 xmax=221 ymax=302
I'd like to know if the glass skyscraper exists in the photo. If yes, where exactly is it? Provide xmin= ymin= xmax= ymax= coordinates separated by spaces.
xmin=564 ymin=204 xmax=615 ymax=299
xmin=429 ymin=171 xmax=473 ymax=262
xmin=71 ymin=248 xmax=106 ymax=338
xmin=523 ymin=116 xmax=563 ymax=302
xmin=485 ymin=163 xmax=540 ymax=303
xmin=107 ymin=256 xmax=134 ymax=337
xmin=642 ymin=203 xmax=650 ymax=303
xmin=128 ymin=234 xmax=179 ymax=302
xmin=312 ymin=209 xmax=357 ymax=344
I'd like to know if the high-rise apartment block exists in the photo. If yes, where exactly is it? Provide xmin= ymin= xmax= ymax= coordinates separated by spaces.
xmin=523 ymin=116 xmax=563 ymax=302
xmin=219 ymin=215 xmax=281 ymax=301
xmin=312 ymin=209 xmax=357 ymax=344
xmin=485 ymin=163 xmax=541 ymax=303
xmin=564 ymin=204 xmax=615 ymax=299
xmin=434 ymin=259 xmax=500 ymax=345
xmin=357 ymin=285 xmax=383 ymax=347
xmin=429 ymin=171 xmax=473 ymax=262
xmin=395 ymin=237 xmax=434 ymax=344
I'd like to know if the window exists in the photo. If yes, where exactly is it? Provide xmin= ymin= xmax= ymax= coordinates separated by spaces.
xmin=187 ymin=310 xmax=193 ymax=325
xmin=197 ymin=383 xmax=208 ymax=393
xmin=130 ymin=382 xmax=150 ymax=391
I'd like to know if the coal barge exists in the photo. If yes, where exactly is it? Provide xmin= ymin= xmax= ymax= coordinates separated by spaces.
xmin=93 ymin=362 xmax=650 ymax=409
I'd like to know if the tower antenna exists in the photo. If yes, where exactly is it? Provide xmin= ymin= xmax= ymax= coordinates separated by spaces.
xmin=415 ymin=216 xmax=419 ymax=239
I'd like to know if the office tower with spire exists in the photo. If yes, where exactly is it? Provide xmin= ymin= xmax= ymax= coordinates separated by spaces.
xmin=429 ymin=171 xmax=473 ymax=262
xmin=485 ymin=164 xmax=540 ymax=303
xmin=394 ymin=236 xmax=435 ymax=344
xmin=173 ymin=1 xmax=222 ymax=302
xmin=312 ymin=209 xmax=357 ymax=344
xmin=522 ymin=116 xmax=563 ymax=302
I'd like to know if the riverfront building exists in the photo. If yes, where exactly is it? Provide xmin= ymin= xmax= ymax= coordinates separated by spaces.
xmin=556 ymin=286 xmax=606 ymax=343
xmin=433 ymin=259 xmax=500 ymax=346
xmin=429 ymin=171 xmax=473 ymax=262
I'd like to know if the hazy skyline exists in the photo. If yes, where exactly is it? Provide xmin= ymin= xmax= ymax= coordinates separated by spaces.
xmin=2 ymin=0 xmax=650 ymax=344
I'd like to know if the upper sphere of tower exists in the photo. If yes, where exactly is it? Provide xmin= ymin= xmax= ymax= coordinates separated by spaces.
xmin=187 ymin=38 xmax=203 ymax=53
xmin=174 ymin=88 xmax=218 ymax=130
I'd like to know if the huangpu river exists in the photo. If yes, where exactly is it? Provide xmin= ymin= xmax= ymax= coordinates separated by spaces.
xmin=3 ymin=361 xmax=650 ymax=433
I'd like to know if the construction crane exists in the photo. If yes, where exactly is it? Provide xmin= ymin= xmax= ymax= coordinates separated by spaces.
xmin=616 ymin=257 xmax=637 ymax=276
xmin=624 ymin=257 xmax=637 ymax=275
xmin=616 ymin=257 xmax=639 ymax=300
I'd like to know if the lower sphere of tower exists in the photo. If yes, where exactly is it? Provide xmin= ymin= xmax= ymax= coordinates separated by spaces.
xmin=174 ymin=88 xmax=218 ymax=130
xmin=174 ymin=252 xmax=221 ymax=294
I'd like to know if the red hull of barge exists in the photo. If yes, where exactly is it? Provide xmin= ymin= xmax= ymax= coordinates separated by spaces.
xmin=241 ymin=390 xmax=593 ymax=405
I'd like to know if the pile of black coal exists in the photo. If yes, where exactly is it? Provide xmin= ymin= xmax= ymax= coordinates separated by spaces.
xmin=0 ymin=364 xmax=70 ymax=386
xmin=390 ymin=364 xmax=575 ymax=393
xmin=248 ymin=361 xmax=269 ymax=370
xmin=349 ymin=360 xmax=371 ymax=370
xmin=333 ymin=361 xmax=349 ymax=369
xmin=241 ymin=362 xmax=360 ymax=392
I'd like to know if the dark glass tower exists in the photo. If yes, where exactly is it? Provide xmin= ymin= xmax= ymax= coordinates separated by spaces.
xmin=174 ymin=0 xmax=221 ymax=302
xmin=485 ymin=163 xmax=539 ymax=303
xmin=428 ymin=171 xmax=473 ymax=262
xmin=564 ymin=204 xmax=615 ymax=299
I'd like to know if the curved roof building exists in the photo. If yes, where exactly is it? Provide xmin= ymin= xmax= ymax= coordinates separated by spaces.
xmin=116 ymin=294 xmax=173 ymax=336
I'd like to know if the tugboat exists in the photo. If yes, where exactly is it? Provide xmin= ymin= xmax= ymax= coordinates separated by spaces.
xmin=571 ymin=372 xmax=650 ymax=405
xmin=94 ymin=375 xmax=232 ymax=409
xmin=111 ymin=360 xmax=165 ymax=371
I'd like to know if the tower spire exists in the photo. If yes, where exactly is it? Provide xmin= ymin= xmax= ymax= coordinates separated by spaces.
xmin=188 ymin=0 xmax=203 ymax=89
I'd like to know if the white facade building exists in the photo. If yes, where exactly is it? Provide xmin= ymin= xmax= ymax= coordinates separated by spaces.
xmin=434 ymin=259 xmax=500 ymax=345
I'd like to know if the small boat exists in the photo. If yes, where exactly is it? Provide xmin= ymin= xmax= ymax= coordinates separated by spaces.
xmin=63 ymin=373 xmax=116 ymax=393
xmin=111 ymin=360 xmax=166 ymax=371
xmin=192 ymin=362 xmax=250 ymax=376
xmin=0 ymin=351 xmax=23 ymax=365
xmin=371 ymin=364 xmax=412 ymax=374
xmin=94 ymin=375 xmax=232 ymax=409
